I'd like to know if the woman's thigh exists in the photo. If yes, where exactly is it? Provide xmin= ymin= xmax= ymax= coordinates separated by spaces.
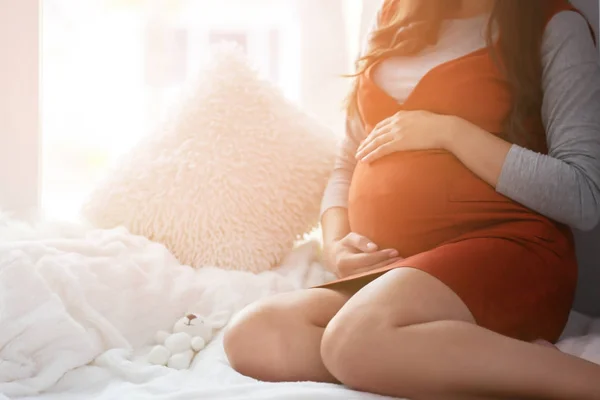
xmin=223 ymin=278 xmax=371 ymax=381
xmin=326 ymin=267 xmax=475 ymax=338
xmin=321 ymin=267 xmax=476 ymax=393
xmin=227 ymin=277 xmax=364 ymax=329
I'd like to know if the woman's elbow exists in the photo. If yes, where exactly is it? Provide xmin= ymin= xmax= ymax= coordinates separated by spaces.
xmin=572 ymin=203 xmax=600 ymax=232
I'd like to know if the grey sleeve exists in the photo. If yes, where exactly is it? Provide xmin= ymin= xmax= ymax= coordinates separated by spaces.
xmin=319 ymin=10 xmax=380 ymax=217
xmin=319 ymin=116 xmax=365 ymax=216
xmin=497 ymin=11 xmax=600 ymax=231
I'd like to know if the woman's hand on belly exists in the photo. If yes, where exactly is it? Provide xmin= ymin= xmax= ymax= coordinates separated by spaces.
xmin=356 ymin=110 xmax=457 ymax=163
xmin=325 ymin=232 xmax=402 ymax=278
xmin=355 ymin=109 xmax=511 ymax=189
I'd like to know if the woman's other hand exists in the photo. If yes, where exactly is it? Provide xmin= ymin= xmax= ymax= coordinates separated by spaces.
xmin=325 ymin=233 xmax=402 ymax=278
xmin=355 ymin=110 xmax=459 ymax=163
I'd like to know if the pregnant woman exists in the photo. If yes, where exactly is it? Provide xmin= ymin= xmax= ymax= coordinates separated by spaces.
xmin=225 ymin=0 xmax=600 ymax=398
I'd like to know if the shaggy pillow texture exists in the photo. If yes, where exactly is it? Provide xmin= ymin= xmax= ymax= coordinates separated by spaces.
xmin=81 ymin=46 xmax=338 ymax=273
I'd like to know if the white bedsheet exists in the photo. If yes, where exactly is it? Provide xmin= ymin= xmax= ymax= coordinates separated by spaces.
xmin=1 ymin=213 xmax=599 ymax=400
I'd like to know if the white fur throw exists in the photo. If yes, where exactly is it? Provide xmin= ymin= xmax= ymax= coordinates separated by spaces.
xmin=82 ymin=46 xmax=337 ymax=273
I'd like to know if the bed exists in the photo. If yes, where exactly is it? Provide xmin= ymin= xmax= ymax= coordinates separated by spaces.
xmin=1 ymin=212 xmax=598 ymax=400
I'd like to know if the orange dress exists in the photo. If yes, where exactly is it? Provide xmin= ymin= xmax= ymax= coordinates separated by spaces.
xmin=318 ymin=1 xmax=588 ymax=343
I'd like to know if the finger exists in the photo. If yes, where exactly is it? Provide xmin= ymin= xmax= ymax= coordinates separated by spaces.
xmin=356 ymin=131 xmax=395 ymax=160
xmin=357 ymin=112 xmax=405 ymax=155
xmin=357 ymin=119 xmax=396 ymax=156
xmin=373 ymin=113 xmax=399 ymax=133
xmin=344 ymin=232 xmax=378 ymax=253
xmin=369 ymin=256 xmax=404 ymax=270
xmin=341 ymin=248 xmax=400 ymax=271
xmin=357 ymin=116 xmax=396 ymax=153
xmin=357 ymin=129 xmax=380 ymax=155
xmin=339 ymin=257 xmax=403 ymax=278
xmin=361 ymin=141 xmax=398 ymax=163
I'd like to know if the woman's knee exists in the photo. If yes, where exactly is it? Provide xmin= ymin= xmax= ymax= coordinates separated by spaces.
xmin=320 ymin=268 xmax=474 ymax=390
xmin=223 ymin=300 xmax=291 ymax=381
xmin=320 ymin=304 xmax=385 ymax=389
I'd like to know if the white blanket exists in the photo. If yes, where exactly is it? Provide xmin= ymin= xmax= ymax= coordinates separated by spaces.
xmin=1 ymin=213 xmax=599 ymax=400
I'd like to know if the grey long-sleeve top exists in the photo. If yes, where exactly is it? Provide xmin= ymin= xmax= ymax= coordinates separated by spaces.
xmin=321 ymin=11 xmax=600 ymax=231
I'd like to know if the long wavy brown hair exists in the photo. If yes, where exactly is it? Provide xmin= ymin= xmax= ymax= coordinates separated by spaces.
xmin=347 ymin=0 xmax=549 ymax=152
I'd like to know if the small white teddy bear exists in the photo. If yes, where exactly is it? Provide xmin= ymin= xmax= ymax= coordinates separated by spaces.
xmin=148 ymin=311 xmax=230 ymax=370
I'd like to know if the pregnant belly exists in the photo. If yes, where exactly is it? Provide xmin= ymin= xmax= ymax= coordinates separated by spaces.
xmin=348 ymin=150 xmax=521 ymax=257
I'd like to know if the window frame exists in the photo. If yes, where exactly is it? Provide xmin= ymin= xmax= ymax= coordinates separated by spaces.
xmin=0 ymin=0 xmax=40 ymax=219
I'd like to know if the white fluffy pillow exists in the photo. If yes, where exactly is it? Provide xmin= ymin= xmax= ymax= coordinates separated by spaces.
xmin=82 ymin=46 xmax=337 ymax=273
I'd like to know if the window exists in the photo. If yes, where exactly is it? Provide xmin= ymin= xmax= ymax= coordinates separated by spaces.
xmin=42 ymin=0 xmax=301 ymax=220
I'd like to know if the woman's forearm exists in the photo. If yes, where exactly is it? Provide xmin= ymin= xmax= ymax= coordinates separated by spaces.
xmin=320 ymin=207 xmax=351 ymax=272
xmin=320 ymin=115 xmax=364 ymax=248
xmin=321 ymin=207 xmax=351 ymax=249
xmin=442 ymin=117 xmax=512 ymax=188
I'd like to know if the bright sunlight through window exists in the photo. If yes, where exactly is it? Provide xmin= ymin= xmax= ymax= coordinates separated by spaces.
xmin=42 ymin=0 xmax=303 ymax=220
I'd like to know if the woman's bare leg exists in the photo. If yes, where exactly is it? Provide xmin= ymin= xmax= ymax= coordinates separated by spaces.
xmin=223 ymin=280 xmax=364 ymax=383
xmin=321 ymin=268 xmax=600 ymax=400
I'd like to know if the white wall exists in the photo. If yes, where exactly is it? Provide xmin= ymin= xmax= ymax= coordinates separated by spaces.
xmin=0 ymin=0 xmax=40 ymax=219
xmin=359 ymin=0 xmax=382 ymax=41
xmin=297 ymin=0 xmax=351 ymax=134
